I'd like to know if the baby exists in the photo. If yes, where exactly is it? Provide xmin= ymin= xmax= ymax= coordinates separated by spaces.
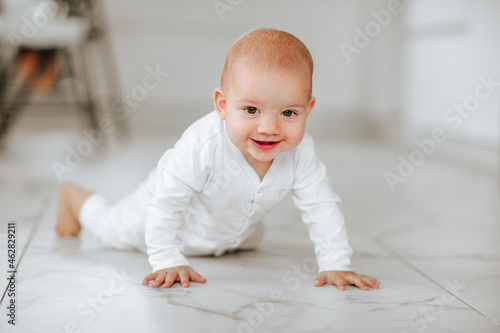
xmin=56 ymin=28 xmax=379 ymax=291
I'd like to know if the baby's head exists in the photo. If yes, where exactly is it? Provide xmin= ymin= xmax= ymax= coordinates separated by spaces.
xmin=214 ymin=28 xmax=316 ymax=166
xmin=221 ymin=28 xmax=314 ymax=98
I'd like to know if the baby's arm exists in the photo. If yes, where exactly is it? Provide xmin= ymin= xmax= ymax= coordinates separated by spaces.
xmin=144 ymin=135 xmax=210 ymax=288
xmin=142 ymin=265 xmax=206 ymax=288
xmin=314 ymin=270 xmax=380 ymax=290
xmin=292 ymin=135 xmax=380 ymax=290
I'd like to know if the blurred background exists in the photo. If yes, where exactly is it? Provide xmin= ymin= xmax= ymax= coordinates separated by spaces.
xmin=0 ymin=0 xmax=498 ymax=195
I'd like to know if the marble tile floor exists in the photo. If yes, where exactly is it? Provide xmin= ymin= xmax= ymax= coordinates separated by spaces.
xmin=0 ymin=112 xmax=499 ymax=333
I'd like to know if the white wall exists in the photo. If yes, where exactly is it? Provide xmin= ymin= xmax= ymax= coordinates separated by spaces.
xmin=402 ymin=0 xmax=500 ymax=146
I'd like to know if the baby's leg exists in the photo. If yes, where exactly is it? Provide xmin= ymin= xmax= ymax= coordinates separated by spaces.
xmin=55 ymin=170 xmax=155 ymax=250
xmin=56 ymin=183 xmax=92 ymax=236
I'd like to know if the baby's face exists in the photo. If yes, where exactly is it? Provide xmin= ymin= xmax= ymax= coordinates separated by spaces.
xmin=215 ymin=64 xmax=315 ymax=166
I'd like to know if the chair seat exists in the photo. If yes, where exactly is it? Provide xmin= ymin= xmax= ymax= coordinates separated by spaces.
xmin=0 ymin=17 xmax=90 ymax=49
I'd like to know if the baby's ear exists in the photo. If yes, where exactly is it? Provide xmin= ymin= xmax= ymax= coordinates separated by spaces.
xmin=306 ymin=96 xmax=316 ymax=117
xmin=213 ymin=88 xmax=227 ymax=120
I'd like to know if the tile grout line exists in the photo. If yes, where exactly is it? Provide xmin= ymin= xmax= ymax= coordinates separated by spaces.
xmin=0 ymin=181 xmax=56 ymax=306
xmin=375 ymin=239 xmax=500 ymax=326
xmin=347 ymin=216 xmax=500 ymax=327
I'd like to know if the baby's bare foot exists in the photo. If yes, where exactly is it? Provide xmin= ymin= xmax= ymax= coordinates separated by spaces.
xmin=56 ymin=183 xmax=82 ymax=236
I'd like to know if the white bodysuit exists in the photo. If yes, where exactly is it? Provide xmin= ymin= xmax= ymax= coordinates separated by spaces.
xmin=80 ymin=111 xmax=353 ymax=273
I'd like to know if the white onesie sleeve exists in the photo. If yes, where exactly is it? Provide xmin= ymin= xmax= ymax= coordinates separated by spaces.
xmin=145 ymin=132 xmax=210 ymax=272
xmin=292 ymin=134 xmax=353 ymax=273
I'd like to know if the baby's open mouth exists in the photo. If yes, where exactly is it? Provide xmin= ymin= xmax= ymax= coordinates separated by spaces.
xmin=250 ymin=139 xmax=282 ymax=150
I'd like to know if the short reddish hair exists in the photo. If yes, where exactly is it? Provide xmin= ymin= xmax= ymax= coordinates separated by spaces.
xmin=221 ymin=28 xmax=314 ymax=97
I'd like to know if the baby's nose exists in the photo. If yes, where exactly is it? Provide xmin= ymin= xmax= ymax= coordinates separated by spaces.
xmin=258 ymin=116 xmax=280 ymax=135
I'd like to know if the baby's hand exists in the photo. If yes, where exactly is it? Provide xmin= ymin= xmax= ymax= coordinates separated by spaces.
xmin=314 ymin=270 xmax=380 ymax=291
xmin=142 ymin=265 xmax=207 ymax=288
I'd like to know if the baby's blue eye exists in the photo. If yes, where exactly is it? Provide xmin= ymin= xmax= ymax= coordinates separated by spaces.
xmin=282 ymin=110 xmax=296 ymax=118
xmin=245 ymin=107 xmax=259 ymax=114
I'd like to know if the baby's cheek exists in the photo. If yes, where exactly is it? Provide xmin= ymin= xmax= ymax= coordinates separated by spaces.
xmin=226 ymin=124 xmax=245 ymax=144
xmin=228 ymin=118 xmax=252 ymax=139
xmin=286 ymin=124 xmax=306 ymax=146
